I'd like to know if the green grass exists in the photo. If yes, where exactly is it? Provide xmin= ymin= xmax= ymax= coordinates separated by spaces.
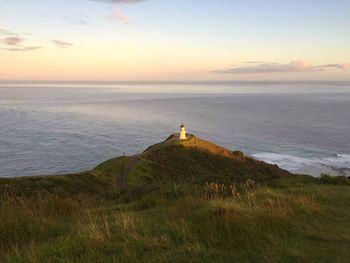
xmin=1 ymin=177 xmax=350 ymax=263
xmin=1 ymin=136 xmax=350 ymax=262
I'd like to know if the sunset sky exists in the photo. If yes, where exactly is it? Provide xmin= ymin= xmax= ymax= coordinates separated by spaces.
xmin=0 ymin=0 xmax=349 ymax=81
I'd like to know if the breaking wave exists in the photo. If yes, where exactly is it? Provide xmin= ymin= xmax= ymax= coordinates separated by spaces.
xmin=251 ymin=153 xmax=350 ymax=177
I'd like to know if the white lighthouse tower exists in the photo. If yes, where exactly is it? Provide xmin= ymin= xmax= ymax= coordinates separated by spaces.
xmin=179 ymin=124 xmax=187 ymax=140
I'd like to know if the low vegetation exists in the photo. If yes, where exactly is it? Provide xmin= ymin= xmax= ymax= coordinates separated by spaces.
xmin=1 ymin=136 xmax=350 ymax=262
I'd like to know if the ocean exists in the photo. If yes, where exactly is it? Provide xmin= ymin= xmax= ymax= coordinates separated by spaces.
xmin=1 ymin=82 xmax=350 ymax=177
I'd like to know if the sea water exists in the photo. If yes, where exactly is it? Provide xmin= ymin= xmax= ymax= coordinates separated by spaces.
xmin=0 ymin=82 xmax=349 ymax=177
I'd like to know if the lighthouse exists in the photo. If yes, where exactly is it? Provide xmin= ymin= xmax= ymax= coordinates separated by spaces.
xmin=179 ymin=124 xmax=187 ymax=140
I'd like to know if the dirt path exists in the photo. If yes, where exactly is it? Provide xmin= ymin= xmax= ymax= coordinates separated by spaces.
xmin=116 ymin=154 xmax=141 ymax=188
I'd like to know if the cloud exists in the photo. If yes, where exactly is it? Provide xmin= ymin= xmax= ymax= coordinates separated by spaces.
xmin=1 ymin=36 xmax=23 ymax=46
xmin=52 ymin=39 xmax=74 ymax=48
xmin=0 ymin=28 xmax=18 ymax=36
xmin=243 ymin=61 xmax=263 ymax=64
xmin=92 ymin=0 xmax=146 ymax=3
xmin=92 ymin=0 xmax=144 ymax=25
xmin=110 ymin=10 xmax=130 ymax=24
xmin=65 ymin=16 xmax=91 ymax=26
xmin=215 ymin=60 xmax=350 ymax=74
xmin=2 ymin=46 xmax=42 ymax=52
xmin=0 ymin=36 xmax=43 ymax=51
xmin=320 ymin=64 xmax=350 ymax=70
xmin=72 ymin=19 xmax=89 ymax=26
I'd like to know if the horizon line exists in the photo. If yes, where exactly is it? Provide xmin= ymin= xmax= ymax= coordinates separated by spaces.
xmin=1 ymin=80 xmax=350 ymax=86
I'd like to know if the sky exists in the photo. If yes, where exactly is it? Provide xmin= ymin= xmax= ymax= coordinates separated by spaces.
xmin=0 ymin=0 xmax=349 ymax=81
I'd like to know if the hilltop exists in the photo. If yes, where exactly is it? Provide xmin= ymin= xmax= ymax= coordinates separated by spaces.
xmin=95 ymin=134 xmax=290 ymax=190
xmin=1 ymin=135 xmax=350 ymax=263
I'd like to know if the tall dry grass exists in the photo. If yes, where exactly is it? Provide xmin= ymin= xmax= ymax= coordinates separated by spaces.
xmin=0 ymin=187 xmax=99 ymax=256
xmin=77 ymin=208 xmax=140 ymax=245
xmin=1 ymin=179 xmax=346 ymax=263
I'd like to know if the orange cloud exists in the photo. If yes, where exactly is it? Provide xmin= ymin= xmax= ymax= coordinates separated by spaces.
xmin=110 ymin=10 xmax=130 ymax=24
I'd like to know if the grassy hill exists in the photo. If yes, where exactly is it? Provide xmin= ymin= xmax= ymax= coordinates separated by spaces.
xmin=95 ymin=135 xmax=290 ymax=188
xmin=1 ymin=135 xmax=350 ymax=262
